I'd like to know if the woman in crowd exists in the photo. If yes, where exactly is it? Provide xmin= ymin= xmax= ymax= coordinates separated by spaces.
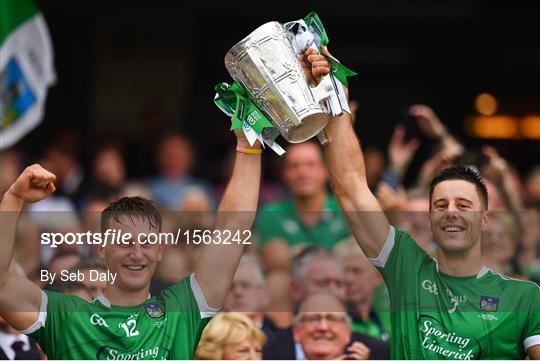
xmin=196 ymin=312 xmax=266 ymax=360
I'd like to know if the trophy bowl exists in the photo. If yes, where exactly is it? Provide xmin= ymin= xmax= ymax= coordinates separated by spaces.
xmin=224 ymin=21 xmax=331 ymax=143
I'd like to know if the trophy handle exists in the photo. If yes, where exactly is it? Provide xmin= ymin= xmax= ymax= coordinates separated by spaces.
xmin=316 ymin=130 xmax=329 ymax=145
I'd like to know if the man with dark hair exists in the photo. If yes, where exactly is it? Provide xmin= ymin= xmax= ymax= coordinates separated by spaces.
xmin=0 ymin=123 xmax=262 ymax=358
xmin=303 ymin=48 xmax=540 ymax=358
xmin=148 ymin=133 xmax=209 ymax=210
xmin=429 ymin=166 xmax=489 ymax=210
xmin=257 ymin=141 xmax=350 ymax=272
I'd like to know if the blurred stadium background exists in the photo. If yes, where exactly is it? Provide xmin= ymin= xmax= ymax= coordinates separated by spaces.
xmin=17 ymin=0 xmax=539 ymax=184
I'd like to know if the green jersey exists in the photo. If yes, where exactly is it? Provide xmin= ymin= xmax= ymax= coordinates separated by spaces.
xmin=24 ymin=274 xmax=216 ymax=360
xmin=350 ymin=312 xmax=389 ymax=341
xmin=256 ymin=195 xmax=350 ymax=249
xmin=370 ymin=227 xmax=540 ymax=360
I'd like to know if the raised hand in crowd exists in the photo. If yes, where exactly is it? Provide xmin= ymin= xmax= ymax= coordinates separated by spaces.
xmin=340 ymin=341 xmax=371 ymax=360
xmin=415 ymin=137 xmax=464 ymax=190
xmin=387 ymin=125 xmax=419 ymax=178
xmin=410 ymin=103 xmax=463 ymax=155
xmin=482 ymin=145 xmax=524 ymax=212
xmin=409 ymin=104 xmax=448 ymax=140
xmin=483 ymin=145 xmax=526 ymax=212
xmin=408 ymin=104 xmax=465 ymax=190
xmin=481 ymin=145 xmax=509 ymax=184
xmin=376 ymin=182 xmax=407 ymax=227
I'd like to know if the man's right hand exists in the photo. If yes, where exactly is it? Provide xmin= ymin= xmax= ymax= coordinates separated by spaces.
xmin=5 ymin=164 xmax=56 ymax=204
xmin=299 ymin=47 xmax=331 ymax=86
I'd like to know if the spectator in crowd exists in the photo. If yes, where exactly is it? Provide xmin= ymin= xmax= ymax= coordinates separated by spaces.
xmin=43 ymin=280 xmax=91 ymax=301
xmin=256 ymin=142 xmax=350 ymax=326
xmin=524 ymin=166 xmax=540 ymax=209
xmin=293 ymin=293 xmax=366 ymax=360
xmin=119 ymin=181 xmax=153 ymax=200
xmin=481 ymin=212 xmax=520 ymax=275
xmin=363 ymin=146 xmax=386 ymax=191
xmin=519 ymin=209 xmax=540 ymax=281
xmin=147 ymin=133 xmax=209 ymax=210
xmin=263 ymin=247 xmax=389 ymax=360
xmin=257 ymin=141 xmax=350 ymax=273
xmin=264 ymin=246 xmax=345 ymax=327
xmin=91 ymin=142 xmax=126 ymax=192
xmin=334 ymin=239 xmax=390 ymax=341
xmin=47 ymin=250 xmax=83 ymax=279
xmin=375 ymin=123 xmax=428 ymax=252
xmin=176 ymin=185 xmax=215 ymax=231
xmin=196 ymin=312 xmax=266 ymax=360
xmin=409 ymin=105 xmax=464 ymax=191
xmin=376 ymin=184 xmax=435 ymax=253
xmin=69 ymin=256 xmax=108 ymax=299
xmin=0 ymin=316 xmax=42 ymax=360
xmin=223 ymin=255 xmax=280 ymax=339
xmin=81 ymin=185 xmax=118 ymax=237
xmin=40 ymin=129 xmax=87 ymax=207
xmin=265 ymin=292 xmax=388 ymax=360
xmin=290 ymin=246 xmax=345 ymax=304
xmin=402 ymin=188 xmax=433 ymax=252
xmin=215 ymin=147 xmax=287 ymax=208
xmin=28 ymin=133 xmax=85 ymax=260
xmin=154 ymin=245 xmax=190 ymax=287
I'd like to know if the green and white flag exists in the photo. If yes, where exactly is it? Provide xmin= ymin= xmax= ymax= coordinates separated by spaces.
xmin=0 ymin=0 xmax=56 ymax=150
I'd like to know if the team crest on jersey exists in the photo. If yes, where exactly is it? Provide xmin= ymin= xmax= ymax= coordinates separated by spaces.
xmin=144 ymin=302 xmax=164 ymax=318
xmin=480 ymin=296 xmax=499 ymax=312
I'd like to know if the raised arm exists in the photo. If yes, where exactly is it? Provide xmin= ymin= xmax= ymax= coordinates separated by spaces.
xmin=303 ymin=48 xmax=390 ymax=258
xmin=324 ymin=107 xmax=390 ymax=258
xmin=0 ymin=164 xmax=56 ymax=331
xmin=194 ymin=129 xmax=261 ymax=308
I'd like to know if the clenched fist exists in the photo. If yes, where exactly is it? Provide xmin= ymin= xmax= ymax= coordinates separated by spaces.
xmin=299 ymin=47 xmax=332 ymax=86
xmin=5 ymin=164 xmax=56 ymax=203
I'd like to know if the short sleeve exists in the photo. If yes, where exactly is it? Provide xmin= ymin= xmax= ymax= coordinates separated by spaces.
xmin=369 ymin=226 xmax=429 ymax=294
xmin=523 ymin=284 xmax=540 ymax=350
xmin=25 ymin=291 xmax=78 ymax=357
xmin=161 ymin=273 xmax=219 ymax=319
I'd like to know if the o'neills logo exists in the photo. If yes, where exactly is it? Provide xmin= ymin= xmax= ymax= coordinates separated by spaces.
xmin=96 ymin=346 xmax=169 ymax=360
xmin=418 ymin=315 xmax=481 ymax=360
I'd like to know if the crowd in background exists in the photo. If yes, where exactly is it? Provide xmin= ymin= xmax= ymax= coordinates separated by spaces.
xmin=1 ymin=103 xmax=539 ymax=360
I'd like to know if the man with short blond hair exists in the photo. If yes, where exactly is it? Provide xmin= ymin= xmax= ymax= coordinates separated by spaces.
xmin=0 ymin=124 xmax=262 ymax=359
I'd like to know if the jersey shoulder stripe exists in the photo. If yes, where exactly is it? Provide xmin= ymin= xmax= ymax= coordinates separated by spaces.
xmin=189 ymin=273 xmax=219 ymax=318
xmin=368 ymin=226 xmax=395 ymax=268
xmin=489 ymin=269 xmax=540 ymax=290
xmin=20 ymin=290 xmax=49 ymax=334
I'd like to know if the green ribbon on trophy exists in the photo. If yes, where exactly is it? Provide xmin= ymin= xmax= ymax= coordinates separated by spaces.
xmin=304 ymin=11 xmax=357 ymax=88
xmin=214 ymin=81 xmax=274 ymax=134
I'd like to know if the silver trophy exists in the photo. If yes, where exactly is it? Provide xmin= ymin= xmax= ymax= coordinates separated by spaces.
xmin=224 ymin=21 xmax=344 ymax=144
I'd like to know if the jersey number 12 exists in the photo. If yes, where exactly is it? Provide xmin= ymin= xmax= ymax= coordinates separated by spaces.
xmin=120 ymin=320 xmax=139 ymax=337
